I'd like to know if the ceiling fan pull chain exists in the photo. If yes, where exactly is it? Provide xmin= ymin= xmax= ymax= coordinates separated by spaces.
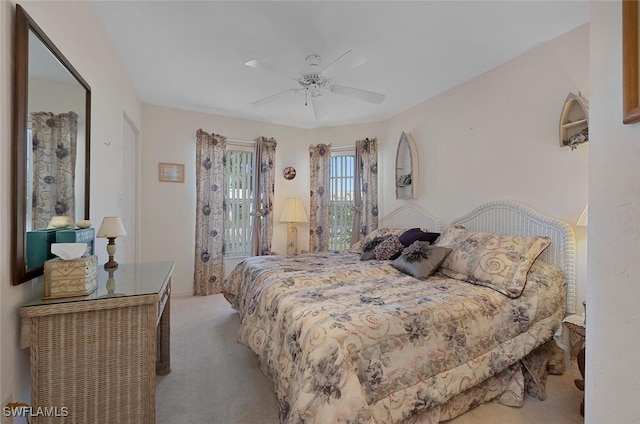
xmin=305 ymin=88 xmax=308 ymax=106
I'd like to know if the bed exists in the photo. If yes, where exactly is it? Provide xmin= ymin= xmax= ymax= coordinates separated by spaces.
xmin=222 ymin=200 xmax=575 ymax=423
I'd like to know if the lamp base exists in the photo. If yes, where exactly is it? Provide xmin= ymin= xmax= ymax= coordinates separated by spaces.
xmin=104 ymin=260 xmax=119 ymax=269
xmin=104 ymin=237 xmax=119 ymax=269
xmin=286 ymin=223 xmax=298 ymax=255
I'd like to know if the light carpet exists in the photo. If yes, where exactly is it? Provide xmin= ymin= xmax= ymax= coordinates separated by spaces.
xmin=156 ymin=294 xmax=584 ymax=424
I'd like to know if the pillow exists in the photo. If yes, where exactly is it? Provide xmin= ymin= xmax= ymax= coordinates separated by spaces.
xmin=360 ymin=235 xmax=391 ymax=260
xmin=398 ymin=228 xmax=441 ymax=247
xmin=374 ymin=235 xmax=405 ymax=260
xmin=349 ymin=227 xmax=410 ymax=253
xmin=392 ymin=241 xmax=452 ymax=279
xmin=435 ymin=226 xmax=551 ymax=298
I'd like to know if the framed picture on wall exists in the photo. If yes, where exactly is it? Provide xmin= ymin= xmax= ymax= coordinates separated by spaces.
xmin=159 ymin=163 xmax=185 ymax=183
xmin=623 ymin=0 xmax=640 ymax=124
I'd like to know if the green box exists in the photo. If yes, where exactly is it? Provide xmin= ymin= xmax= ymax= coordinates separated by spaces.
xmin=26 ymin=229 xmax=58 ymax=270
xmin=56 ymin=228 xmax=95 ymax=256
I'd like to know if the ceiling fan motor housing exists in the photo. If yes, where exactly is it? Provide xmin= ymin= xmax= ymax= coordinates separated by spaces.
xmin=299 ymin=75 xmax=327 ymax=91
xmin=299 ymin=55 xmax=328 ymax=91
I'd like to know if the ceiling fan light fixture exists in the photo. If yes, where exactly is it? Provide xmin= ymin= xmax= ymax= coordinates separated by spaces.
xmin=246 ymin=50 xmax=386 ymax=120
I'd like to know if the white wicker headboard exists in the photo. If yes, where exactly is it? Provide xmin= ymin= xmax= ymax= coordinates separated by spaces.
xmin=381 ymin=204 xmax=444 ymax=232
xmin=449 ymin=200 xmax=577 ymax=314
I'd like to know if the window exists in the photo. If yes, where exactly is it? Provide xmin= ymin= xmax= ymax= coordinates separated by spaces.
xmin=329 ymin=152 xmax=355 ymax=251
xmin=225 ymin=145 xmax=255 ymax=257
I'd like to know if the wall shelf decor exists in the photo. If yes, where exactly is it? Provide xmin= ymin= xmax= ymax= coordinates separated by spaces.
xmin=396 ymin=131 xmax=418 ymax=199
xmin=559 ymin=92 xmax=589 ymax=150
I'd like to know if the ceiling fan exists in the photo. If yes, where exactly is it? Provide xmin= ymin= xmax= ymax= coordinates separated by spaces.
xmin=245 ymin=50 xmax=386 ymax=120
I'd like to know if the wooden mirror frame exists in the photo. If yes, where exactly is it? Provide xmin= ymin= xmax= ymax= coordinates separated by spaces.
xmin=623 ymin=0 xmax=640 ymax=124
xmin=12 ymin=5 xmax=91 ymax=284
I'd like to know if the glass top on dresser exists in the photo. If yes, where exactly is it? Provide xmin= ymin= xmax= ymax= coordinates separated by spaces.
xmin=23 ymin=261 xmax=174 ymax=307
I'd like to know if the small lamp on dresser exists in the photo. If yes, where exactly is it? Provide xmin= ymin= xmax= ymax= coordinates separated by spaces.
xmin=280 ymin=198 xmax=308 ymax=255
xmin=97 ymin=216 xmax=127 ymax=268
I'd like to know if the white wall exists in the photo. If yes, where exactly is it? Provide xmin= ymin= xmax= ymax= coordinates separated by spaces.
xmin=0 ymin=0 xmax=141 ymax=407
xmin=587 ymin=1 xmax=640 ymax=422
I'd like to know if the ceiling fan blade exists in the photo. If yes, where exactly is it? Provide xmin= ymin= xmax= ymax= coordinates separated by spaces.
xmin=310 ymin=92 xmax=328 ymax=120
xmin=329 ymin=84 xmax=386 ymax=104
xmin=245 ymin=59 xmax=297 ymax=80
xmin=251 ymin=88 xmax=300 ymax=106
xmin=321 ymin=50 xmax=367 ymax=79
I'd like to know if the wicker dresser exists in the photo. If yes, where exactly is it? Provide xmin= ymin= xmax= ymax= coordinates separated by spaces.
xmin=20 ymin=261 xmax=174 ymax=424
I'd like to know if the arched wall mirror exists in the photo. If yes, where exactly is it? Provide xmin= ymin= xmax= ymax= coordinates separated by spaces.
xmin=395 ymin=131 xmax=418 ymax=199
xmin=12 ymin=4 xmax=91 ymax=285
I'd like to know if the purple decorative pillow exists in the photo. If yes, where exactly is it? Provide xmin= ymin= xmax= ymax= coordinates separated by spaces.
xmin=398 ymin=228 xmax=441 ymax=247
xmin=374 ymin=235 xmax=405 ymax=260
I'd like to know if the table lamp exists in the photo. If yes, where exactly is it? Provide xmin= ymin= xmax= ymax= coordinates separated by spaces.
xmin=97 ymin=216 xmax=127 ymax=268
xmin=280 ymin=198 xmax=308 ymax=255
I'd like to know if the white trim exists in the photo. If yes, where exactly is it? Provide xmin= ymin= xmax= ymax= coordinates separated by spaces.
xmin=226 ymin=138 xmax=256 ymax=146
xmin=227 ymin=138 xmax=256 ymax=152
xmin=331 ymin=145 xmax=355 ymax=155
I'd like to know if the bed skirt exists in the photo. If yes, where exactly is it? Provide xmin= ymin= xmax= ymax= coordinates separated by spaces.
xmin=399 ymin=341 xmax=565 ymax=423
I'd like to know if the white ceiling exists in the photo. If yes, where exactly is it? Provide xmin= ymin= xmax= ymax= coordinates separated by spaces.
xmin=89 ymin=1 xmax=589 ymax=129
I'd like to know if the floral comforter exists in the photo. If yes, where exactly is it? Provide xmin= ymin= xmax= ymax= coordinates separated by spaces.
xmin=222 ymin=252 xmax=566 ymax=424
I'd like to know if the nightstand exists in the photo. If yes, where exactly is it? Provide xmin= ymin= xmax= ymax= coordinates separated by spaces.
xmin=563 ymin=314 xmax=585 ymax=416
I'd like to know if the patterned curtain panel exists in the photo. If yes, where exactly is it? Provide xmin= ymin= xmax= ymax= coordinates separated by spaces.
xmin=30 ymin=111 xmax=78 ymax=230
xmin=193 ymin=129 xmax=227 ymax=296
xmin=351 ymin=138 xmax=379 ymax=243
xmin=309 ymin=143 xmax=331 ymax=252
xmin=251 ymin=136 xmax=277 ymax=256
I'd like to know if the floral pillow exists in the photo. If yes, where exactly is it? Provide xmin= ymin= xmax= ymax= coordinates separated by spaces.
xmin=360 ymin=235 xmax=391 ymax=260
xmin=435 ymin=226 xmax=551 ymax=298
xmin=349 ymin=227 xmax=410 ymax=253
xmin=374 ymin=235 xmax=405 ymax=260
xmin=392 ymin=241 xmax=452 ymax=280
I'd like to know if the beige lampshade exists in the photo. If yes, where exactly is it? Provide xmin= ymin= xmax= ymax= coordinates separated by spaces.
xmin=279 ymin=198 xmax=308 ymax=223
xmin=97 ymin=216 xmax=127 ymax=238
xmin=576 ymin=204 xmax=588 ymax=227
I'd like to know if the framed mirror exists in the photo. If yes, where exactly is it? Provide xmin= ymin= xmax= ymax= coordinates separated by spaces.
xmin=395 ymin=132 xmax=418 ymax=199
xmin=12 ymin=5 xmax=91 ymax=284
